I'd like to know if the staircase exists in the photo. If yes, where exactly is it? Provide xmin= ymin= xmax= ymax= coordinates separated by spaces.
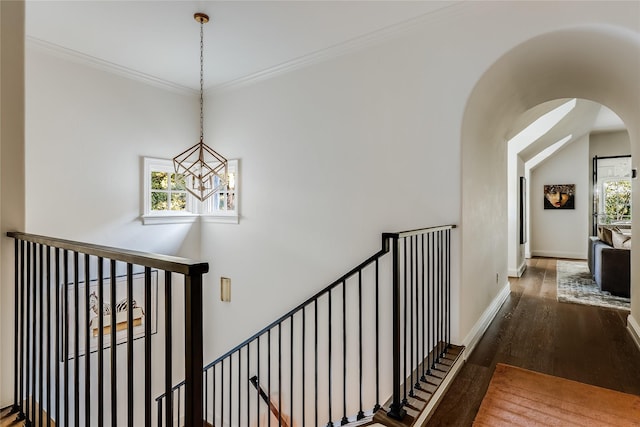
xmin=6 ymin=225 xmax=459 ymax=427
xmin=157 ymin=225 xmax=460 ymax=427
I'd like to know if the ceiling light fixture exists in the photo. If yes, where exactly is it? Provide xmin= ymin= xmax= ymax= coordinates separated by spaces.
xmin=173 ymin=12 xmax=228 ymax=202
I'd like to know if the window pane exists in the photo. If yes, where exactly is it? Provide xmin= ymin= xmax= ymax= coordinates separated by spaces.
xmin=228 ymin=172 xmax=236 ymax=190
xmin=171 ymin=192 xmax=187 ymax=211
xmin=151 ymin=192 xmax=168 ymax=210
xmin=151 ymin=172 xmax=168 ymax=190
xmin=603 ymin=180 xmax=632 ymax=223
xmin=227 ymin=192 xmax=235 ymax=210
xmin=172 ymin=173 xmax=186 ymax=191
xmin=218 ymin=193 xmax=226 ymax=210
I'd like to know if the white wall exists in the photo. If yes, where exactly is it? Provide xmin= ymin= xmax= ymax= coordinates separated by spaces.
xmin=530 ymin=136 xmax=589 ymax=259
xmin=26 ymin=47 xmax=200 ymax=257
xmin=201 ymin=29 xmax=463 ymax=358
xmin=0 ymin=0 xmax=26 ymax=407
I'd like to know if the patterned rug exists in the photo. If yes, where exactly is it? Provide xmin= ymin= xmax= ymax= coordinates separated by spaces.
xmin=556 ymin=260 xmax=630 ymax=311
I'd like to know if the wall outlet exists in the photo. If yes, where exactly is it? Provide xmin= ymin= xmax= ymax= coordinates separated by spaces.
xmin=496 ymin=273 xmax=499 ymax=284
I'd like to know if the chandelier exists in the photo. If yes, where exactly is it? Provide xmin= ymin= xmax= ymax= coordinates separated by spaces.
xmin=173 ymin=12 xmax=228 ymax=202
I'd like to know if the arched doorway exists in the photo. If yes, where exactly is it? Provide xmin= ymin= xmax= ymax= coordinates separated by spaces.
xmin=460 ymin=26 xmax=640 ymax=343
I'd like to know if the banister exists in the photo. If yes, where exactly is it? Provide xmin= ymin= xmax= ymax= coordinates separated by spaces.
xmin=6 ymin=232 xmax=209 ymax=276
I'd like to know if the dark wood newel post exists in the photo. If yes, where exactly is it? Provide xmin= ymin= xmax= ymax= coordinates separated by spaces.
xmin=387 ymin=234 xmax=406 ymax=421
xmin=184 ymin=272 xmax=204 ymax=427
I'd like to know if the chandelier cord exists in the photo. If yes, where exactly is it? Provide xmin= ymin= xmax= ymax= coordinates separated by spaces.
xmin=199 ymin=18 xmax=204 ymax=141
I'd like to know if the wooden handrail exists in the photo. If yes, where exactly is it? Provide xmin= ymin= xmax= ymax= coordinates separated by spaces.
xmin=6 ymin=232 xmax=209 ymax=276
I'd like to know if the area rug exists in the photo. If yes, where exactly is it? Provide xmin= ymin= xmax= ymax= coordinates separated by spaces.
xmin=473 ymin=363 xmax=640 ymax=426
xmin=556 ymin=260 xmax=630 ymax=311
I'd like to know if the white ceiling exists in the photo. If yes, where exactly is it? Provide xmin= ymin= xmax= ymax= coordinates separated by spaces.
xmin=26 ymin=1 xmax=460 ymax=91
xmin=25 ymin=0 xmax=626 ymax=136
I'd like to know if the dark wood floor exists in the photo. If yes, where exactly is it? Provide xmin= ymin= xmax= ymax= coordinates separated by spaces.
xmin=425 ymin=257 xmax=640 ymax=426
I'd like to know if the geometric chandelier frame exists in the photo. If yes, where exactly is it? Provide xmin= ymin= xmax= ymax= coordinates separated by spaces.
xmin=173 ymin=12 xmax=228 ymax=202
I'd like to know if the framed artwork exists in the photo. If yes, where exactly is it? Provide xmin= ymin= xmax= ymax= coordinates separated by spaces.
xmin=544 ymin=184 xmax=575 ymax=210
xmin=63 ymin=270 xmax=158 ymax=360
xmin=519 ymin=177 xmax=527 ymax=244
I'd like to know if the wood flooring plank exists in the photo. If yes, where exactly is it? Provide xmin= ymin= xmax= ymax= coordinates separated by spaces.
xmin=426 ymin=257 xmax=640 ymax=426
xmin=473 ymin=364 xmax=640 ymax=426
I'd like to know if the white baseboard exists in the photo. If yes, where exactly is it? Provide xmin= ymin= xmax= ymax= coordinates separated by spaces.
xmin=508 ymin=261 xmax=527 ymax=278
xmin=461 ymin=282 xmax=510 ymax=359
xmin=530 ymin=250 xmax=585 ymax=260
xmin=628 ymin=314 xmax=640 ymax=352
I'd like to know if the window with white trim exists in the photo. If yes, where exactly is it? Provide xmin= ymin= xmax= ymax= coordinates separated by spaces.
xmin=142 ymin=157 xmax=238 ymax=225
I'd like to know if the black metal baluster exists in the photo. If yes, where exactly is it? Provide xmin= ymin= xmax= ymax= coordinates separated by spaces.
xmin=430 ymin=233 xmax=436 ymax=371
xmin=204 ymin=370 xmax=208 ymax=425
xmin=46 ymin=246 xmax=51 ymax=427
xmin=278 ymin=324 xmax=282 ymax=427
xmin=402 ymin=238 xmax=408 ymax=404
xmin=230 ymin=353 xmax=233 ymax=427
xmin=221 ymin=358 xmax=225 ymax=427
xmin=447 ymin=229 xmax=451 ymax=350
xmin=437 ymin=231 xmax=442 ymax=358
xmin=341 ymin=280 xmax=347 ymax=426
xmin=247 ymin=343 xmax=251 ymax=426
xmin=409 ymin=237 xmax=414 ymax=398
xmin=144 ymin=267 xmax=152 ymax=427
xmin=127 ymin=263 xmax=134 ymax=427
xmin=31 ymin=243 xmax=37 ymax=424
xmin=420 ymin=235 xmax=426 ymax=383
xmin=256 ymin=336 xmax=262 ymax=427
xmin=357 ymin=271 xmax=364 ymax=420
xmin=18 ymin=241 xmax=25 ymax=420
xmin=12 ymin=240 xmax=19 ymax=413
xmin=213 ymin=364 xmax=217 ymax=427
xmin=72 ymin=250 xmax=79 ymax=427
xmin=177 ymin=388 xmax=181 ymax=427
xmin=314 ymin=300 xmax=318 ymax=427
xmin=54 ymin=248 xmax=60 ymax=425
xmin=98 ymin=257 xmax=105 ymax=427
xmin=239 ymin=350 xmax=242 ymax=426
xmin=374 ymin=259 xmax=380 ymax=413
xmin=302 ymin=307 xmax=306 ymax=426
xmin=165 ymin=271 xmax=172 ymax=427
xmin=63 ymin=250 xmax=69 ymax=427
xmin=38 ymin=244 xmax=44 ymax=427
xmin=387 ymin=235 xmax=405 ymax=421
xmin=85 ymin=253 xmax=91 ymax=427
xmin=110 ymin=260 xmax=118 ymax=427
xmin=25 ymin=242 xmax=30 ymax=423
xmin=327 ymin=288 xmax=333 ymax=427
xmin=267 ymin=330 xmax=270 ymax=427
xmin=414 ymin=236 xmax=421 ymax=391
xmin=290 ymin=315 xmax=294 ymax=427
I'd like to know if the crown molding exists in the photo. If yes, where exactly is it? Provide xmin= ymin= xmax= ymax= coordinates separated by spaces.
xmin=212 ymin=1 xmax=467 ymax=93
xmin=26 ymin=36 xmax=197 ymax=96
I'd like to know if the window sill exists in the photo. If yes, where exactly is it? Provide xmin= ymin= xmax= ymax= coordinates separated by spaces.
xmin=201 ymin=214 xmax=239 ymax=224
xmin=141 ymin=213 xmax=239 ymax=225
xmin=141 ymin=214 xmax=199 ymax=225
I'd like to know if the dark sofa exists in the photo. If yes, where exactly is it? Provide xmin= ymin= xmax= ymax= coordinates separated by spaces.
xmin=588 ymin=236 xmax=630 ymax=298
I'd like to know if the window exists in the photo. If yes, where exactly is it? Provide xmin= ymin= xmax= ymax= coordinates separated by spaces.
xmin=142 ymin=157 xmax=238 ymax=225
xmin=201 ymin=160 xmax=238 ymax=223
xmin=595 ymin=156 xmax=632 ymax=227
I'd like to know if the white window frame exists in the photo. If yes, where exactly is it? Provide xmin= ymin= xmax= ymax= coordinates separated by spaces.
xmin=201 ymin=159 xmax=239 ymax=224
xmin=142 ymin=157 xmax=239 ymax=225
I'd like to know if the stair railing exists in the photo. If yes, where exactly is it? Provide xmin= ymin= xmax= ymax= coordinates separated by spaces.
xmin=6 ymin=232 xmax=209 ymax=427
xmin=156 ymin=224 xmax=456 ymax=427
